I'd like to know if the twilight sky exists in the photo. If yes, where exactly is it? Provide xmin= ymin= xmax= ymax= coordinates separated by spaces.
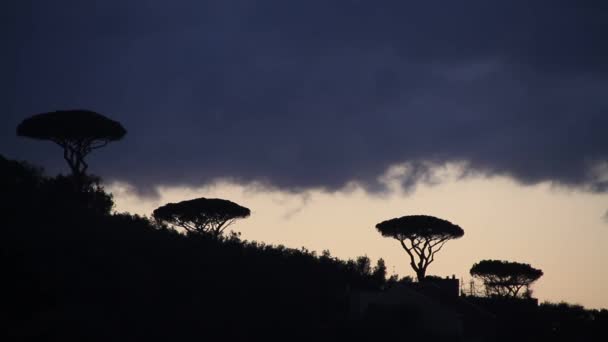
xmin=2 ymin=1 xmax=608 ymax=308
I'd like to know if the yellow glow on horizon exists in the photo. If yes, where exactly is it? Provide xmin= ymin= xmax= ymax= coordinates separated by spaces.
xmin=108 ymin=165 xmax=608 ymax=309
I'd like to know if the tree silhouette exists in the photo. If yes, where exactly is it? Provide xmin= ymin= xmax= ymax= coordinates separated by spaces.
xmin=153 ymin=197 xmax=251 ymax=238
xmin=16 ymin=110 xmax=126 ymax=184
xmin=375 ymin=215 xmax=464 ymax=281
xmin=371 ymin=258 xmax=388 ymax=287
xmin=470 ymin=259 xmax=543 ymax=298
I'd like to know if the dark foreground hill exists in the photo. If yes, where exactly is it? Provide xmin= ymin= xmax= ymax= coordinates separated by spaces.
xmin=0 ymin=155 xmax=411 ymax=341
xmin=1 ymin=155 xmax=607 ymax=341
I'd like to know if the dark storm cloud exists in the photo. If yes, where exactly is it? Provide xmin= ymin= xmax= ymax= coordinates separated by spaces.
xmin=2 ymin=1 xmax=608 ymax=193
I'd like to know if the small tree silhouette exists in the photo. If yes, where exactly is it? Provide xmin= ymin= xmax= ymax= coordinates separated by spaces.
xmin=375 ymin=215 xmax=464 ymax=281
xmin=470 ymin=259 xmax=543 ymax=298
xmin=16 ymin=110 xmax=126 ymax=184
xmin=153 ymin=197 xmax=251 ymax=238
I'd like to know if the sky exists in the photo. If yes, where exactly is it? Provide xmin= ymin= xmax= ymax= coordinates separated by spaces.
xmin=2 ymin=1 xmax=608 ymax=308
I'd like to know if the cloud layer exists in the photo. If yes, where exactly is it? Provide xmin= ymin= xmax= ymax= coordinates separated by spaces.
xmin=2 ymin=1 xmax=607 ymax=193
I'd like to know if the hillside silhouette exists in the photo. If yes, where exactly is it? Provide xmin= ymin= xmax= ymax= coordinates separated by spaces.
xmin=3 ymin=154 xmax=608 ymax=341
xmin=0 ymin=155 xmax=399 ymax=341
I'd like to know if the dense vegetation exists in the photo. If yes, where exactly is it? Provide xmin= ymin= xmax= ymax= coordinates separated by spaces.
xmin=2 ymin=154 xmax=607 ymax=341
xmin=0 ymin=155 xmax=394 ymax=341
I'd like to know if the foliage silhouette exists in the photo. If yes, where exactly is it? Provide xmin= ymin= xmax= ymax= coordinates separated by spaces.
xmin=371 ymin=258 xmax=388 ymax=287
xmin=153 ymin=197 xmax=250 ymax=238
xmin=537 ymin=302 xmax=608 ymax=341
xmin=0 ymin=154 xmax=42 ymax=194
xmin=375 ymin=215 xmax=464 ymax=281
xmin=44 ymin=174 xmax=115 ymax=216
xmin=0 ymin=154 xmax=113 ymax=217
xmin=2 ymin=155 xmax=607 ymax=341
xmin=470 ymin=259 xmax=543 ymax=298
xmin=2 ymin=157 xmax=399 ymax=340
xmin=16 ymin=110 xmax=126 ymax=188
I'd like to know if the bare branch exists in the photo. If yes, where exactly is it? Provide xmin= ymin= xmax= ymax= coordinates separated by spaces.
xmin=399 ymin=239 xmax=419 ymax=273
xmin=90 ymin=139 xmax=109 ymax=150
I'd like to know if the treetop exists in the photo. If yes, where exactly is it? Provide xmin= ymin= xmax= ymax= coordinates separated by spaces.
xmin=375 ymin=215 xmax=464 ymax=240
xmin=17 ymin=110 xmax=126 ymax=142
xmin=153 ymin=197 xmax=251 ymax=222
xmin=470 ymin=259 xmax=544 ymax=280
